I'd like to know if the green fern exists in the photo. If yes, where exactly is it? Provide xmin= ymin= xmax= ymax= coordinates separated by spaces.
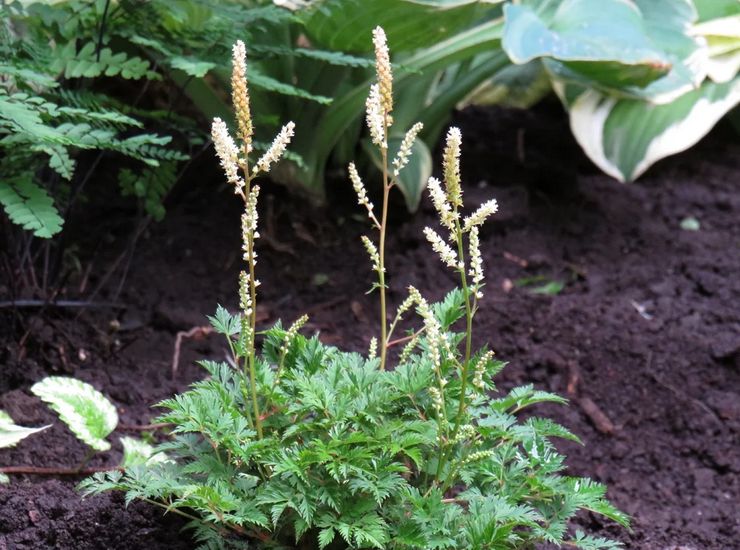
xmin=0 ymin=174 xmax=63 ymax=238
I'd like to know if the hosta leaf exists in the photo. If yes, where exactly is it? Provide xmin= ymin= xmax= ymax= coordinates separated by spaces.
xmin=31 ymin=377 xmax=118 ymax=451
xmin=558 ymin=77 xmax=740 ymax=182
xmin=304 ymin=0 xmax=487 ymax=53
xmin=0 ymin=410 xmax=50 ymax=448
xmin=460 ymin=60 xmax=551 ymax=109
xmin=120 ymin=436 xmax=155 ymax=467
xmin=503 ymin=0 xmax=671 ymax=90
xmin=362 ymin=135 xmax=432 ymax=212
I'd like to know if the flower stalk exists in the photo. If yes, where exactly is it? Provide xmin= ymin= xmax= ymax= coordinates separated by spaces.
xmin=212 ymin=40 xmax=294 ymax=439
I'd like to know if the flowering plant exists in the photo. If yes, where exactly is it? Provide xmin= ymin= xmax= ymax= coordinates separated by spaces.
xmin=82 ymin=28 xmax=628 ymax=549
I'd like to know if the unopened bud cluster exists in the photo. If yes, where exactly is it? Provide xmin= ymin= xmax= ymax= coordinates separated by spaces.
xmin=472 ymin=350 xmax=495 ymax=390
xmin=368 ymin=337 xmax=378 ymax=360
xmin=281 ymin=314 xmax=309 ymax=356
xmin=429 ymin=386 xmax=444 ymax=417
xmin=361 ymin=236 xmax=382 ymax=273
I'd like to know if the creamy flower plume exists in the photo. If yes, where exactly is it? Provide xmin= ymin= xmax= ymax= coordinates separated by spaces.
xmin=468 ymin=226 xmax=484 ymax=298
xmin=231 ymin=40 xmax=253 ymax=151
xmin=392 ymin=122 xmax=423 ymax=177
xmin=427 ymin=177 xmax=457 ymax=233
xmin=443 ymin=127 xmax=462 ymax=207
xmin=463 ymin=199 xmax=498 ymax=232
xmin=361 ymin=235 xmax=382 ymax=273
xmin=372 ymin=26 xmax=393 ymax=118
xmin=349 ymin=162 xmax=377 ymax=222
xmin=424 ymin=227 xmax=460 ymax=270
xmin=211 ymin=118 xmax=245 ymax=194
xmin=254 ymin=122 xmax=295 ymax=175
xmin=366 ymin=84 xmax=386 ymax=149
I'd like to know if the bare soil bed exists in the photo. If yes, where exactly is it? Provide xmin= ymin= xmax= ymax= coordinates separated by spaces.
xmin=1 ymin=104 xmax=738 ymax=549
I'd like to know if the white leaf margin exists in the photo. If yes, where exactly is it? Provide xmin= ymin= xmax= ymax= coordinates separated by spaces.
xmin=31 ymin=377 xmax=118 ymax=451
xmin=554 ymin=78 xmax=740 ymax=182
xmin=0 ymin=410 xmax=50 ymax=448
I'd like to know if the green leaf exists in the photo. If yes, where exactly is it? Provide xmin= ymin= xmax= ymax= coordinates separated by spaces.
xmin=169 ymin=56 xmax=216 ymax=78
xmin=31 ymin=377 xmax=118 ymax=451
xmin=318 ymin=527 xmax=335 ymax=549
xmin=304 ymin=0 xmax=487 ymax=53
xmin=460 ymin=60 xmax=551 ymax=109
xmin=502 ymin=1 xmax=671 ymax=90
xmin=208 ymin=305 xmax=241 ymax=337
xmin=0 ymin=410 xmax=50 ymax=448
xmin=0 ymin=176 xmax=64 ymax=238
xmin=559 ymin=77 xmax=740 ymax=181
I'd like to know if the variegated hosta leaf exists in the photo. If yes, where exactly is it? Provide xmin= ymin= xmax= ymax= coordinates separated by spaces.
xmin=31 ymin=377 xmax=118 ymax=451
xmin=120 ymin=436 xmax=154 ymax=467
xmin=0 ymin=410 xmax=50 ymax=448
xmin=502 ymin=0 xmax=673 ymax=90
xmin=119 ymin=436 xmax=170 ymax=467
xmin=556 ymin=77 xmax=740 ymax=182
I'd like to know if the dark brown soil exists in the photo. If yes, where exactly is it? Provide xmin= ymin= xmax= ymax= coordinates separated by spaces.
xmin=1 ymin=103 xmax=738 ymax=549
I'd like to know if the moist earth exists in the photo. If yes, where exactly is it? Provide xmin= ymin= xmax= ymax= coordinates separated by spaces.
xmin=1 ymin=103 xmax=738 ymax=549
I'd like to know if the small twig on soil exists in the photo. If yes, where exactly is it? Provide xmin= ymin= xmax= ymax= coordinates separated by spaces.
xmin=502 ymin=251 xmax=528 ymax=268
xmin=0 ymin=466 xmax=122 ymax=476
xmin=578 ymin=397 xmax=615 ymax=435
xmin=566 ymin=361 xmax=580 ymax=396
xmin=172 ymin=326 xmax=214 ymax=379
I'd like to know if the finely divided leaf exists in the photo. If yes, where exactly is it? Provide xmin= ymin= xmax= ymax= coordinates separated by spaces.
xmin=0 ymin=176 xmax=64 ymax=238
xmin=31 ymin=377 xmax=118 ymax=451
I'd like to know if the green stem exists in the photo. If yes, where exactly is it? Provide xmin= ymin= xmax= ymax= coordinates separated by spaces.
xmin=378 ymin=121 xmax=391 ymax=371
xmin=246 ymin=216 xmax=262 ymax=440
xmin=451 ymin=217 xmax=473 ymax=437
xmin=436 ymin=217 xmax=474 ymax=486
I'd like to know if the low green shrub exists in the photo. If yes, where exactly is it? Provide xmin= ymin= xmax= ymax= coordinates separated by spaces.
xmin=81 ymin=28 xmax=628 ymax=549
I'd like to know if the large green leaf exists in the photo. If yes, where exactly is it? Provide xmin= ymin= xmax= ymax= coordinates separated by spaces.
xmin=0 ymin=410 xmax=50 ymax=448
xmin=557 ymin=77 xmax=740 ymax=182
xmin=459 ymin=59 xmax=551 ymax=109
xmin=304 ymin=0 xmax=489 ymax=53
xmin=31 ymin=377 xmax=118 ymax=451
xmin=502 ymin=0 xmax=671 ymax=90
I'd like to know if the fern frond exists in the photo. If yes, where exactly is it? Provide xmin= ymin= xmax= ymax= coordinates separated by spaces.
xmin=0 ymin=174 xmax=63 ymax=238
